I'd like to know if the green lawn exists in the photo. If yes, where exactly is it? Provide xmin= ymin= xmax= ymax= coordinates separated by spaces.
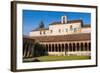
xmin=37 ymin=55 xmax=90 ymax=62
xmin=23 ymin=55 xmax=91 ymax=62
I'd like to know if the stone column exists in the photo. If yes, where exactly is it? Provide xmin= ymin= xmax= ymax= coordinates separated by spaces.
xmin=23 ymin=45 xmax=26 ymax=57
xmin=60 ymin=44 xmax=61 ymax=52
xmin=54 ymin=44 xmax=56 ymax=55
xmin=54 ymin=44 xmax=55 ymax=52
xmin=67 ymin=43 xmax=69 ymax=56
xmin=87 ymin=43 xmax=89 ymax=51
xmin=64 ymin=44 xmax=65 ymax=56
xmin=23 ymin=43 xmax=28 ymax=57
xmin=29 ymin=43 xmax=32 ymax=57
xmin=75 ymin=43 xmax=77 ymax=52
xmin=31 ymin=43 xmax=34 ymax=57
xmin=26 ymin=44 xmax=30 ymax=57
xmin=71 ymin=43 xmax=73 ymax=52
xmin=30 ymin=42 xmax=34 ymax=57
xmin=48 ymin=44 xmax=49 ymax=52
xmin=83 ymin=43 xmax=85 ymax=51
xmin=79 ymin=43 xmax=81 ymax=51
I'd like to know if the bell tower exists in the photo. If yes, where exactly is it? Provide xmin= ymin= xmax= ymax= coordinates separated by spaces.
xmin=61 ymin=16 xmax=67 ymax=24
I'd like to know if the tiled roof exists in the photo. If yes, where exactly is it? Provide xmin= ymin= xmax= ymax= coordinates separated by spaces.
xmin=82 ymin=24 xmax=91 ymax=28
xmin=31 ymin=28 xmax=49 ymax=31
xmin=26 ymin=33 xmax=91 ymax=42
xmin=49 ymin=20 xmax=83 ymax=25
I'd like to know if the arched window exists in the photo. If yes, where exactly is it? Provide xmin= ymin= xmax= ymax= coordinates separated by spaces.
xmin=55 ymin=44 xmax=58 ymax=52
xmin=49 ymin=44 xmax=51 ymax=52
xmin=81 ymin=43 xmax=83 ymax=51
xmin=63 ymin=16 xmax=66 ymax=24
xmin=77 ymin=43 xmax=79 ymax=51
xmin=69 ymin=43 xmax=72 ymax=51
xmin=73 ymin=43 xmax=75 ymax=51
xmin=65 ymin=44 xmax=68 ymax=51
xmin=45 ymin=44 xmax=48 ymax=52
xmin=52 ymin=44 xmax=55 ymax=52
xmin=85 ymin=43 xmax=87 ymax=51
xmin=89 ymin=42 xmax=91 ymax=51
xmin=58 ymin=44 xmax=61 ymax=52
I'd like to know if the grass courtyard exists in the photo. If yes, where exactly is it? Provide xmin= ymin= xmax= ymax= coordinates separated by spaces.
xmin=23 ymin=55 xmax=91 ymax=62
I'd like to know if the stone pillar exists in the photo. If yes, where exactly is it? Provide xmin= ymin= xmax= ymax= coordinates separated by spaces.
xmin=29 ymin=44 xmax=32 ymax=57
xmin=75 ymin=43 xmax=77 ymax=52
xmin=26 ymin=44 xmax=30 ymax=57
xmin=65 ymin=43 xmax=68 ymax=56
xmin=31 ymin=43 xmax=34 ymax=57
xmin=23 ymin=43 xmax=28 ymax=57
xmin=57 ymin=44 xmax=58 ymax=52
xmin=61 ymin=44 xmax=63 ymax=52
xmin=48 ymin=44 xmax=49 ymax=52
xmin=83 ymin=43 xmax=85 ymax=51
xmin=67 ymin=43 xmax=69 ymax=56
xmin=87 ymin=43 xmax=88 ymax=51
xmin=58 ymin=44 xmax=60 ymax=52
xmin=64 ymin=44 xmax=65 ymax=56
xmin=71 ymin=43 xmax=73 ymax=52
xmin=79 ymin=43 xmax=81 ymax=51
xmin=54 ymin=44 xmax=55 ymax=52
xmin=54 ymin=44 xmax=56 ymax=52
xmin=23 ymin=44 xmax=26 ymax=57
xmin=30 ymin=43 xmax=33 ymax=57
xmin=23 ymin=43 xmax=25 ymax=57
xmin=56 ymin=44 xmax=58 ymax=56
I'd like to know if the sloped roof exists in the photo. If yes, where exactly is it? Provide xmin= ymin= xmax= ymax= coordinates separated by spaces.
xmin=82 ymin=24 xmax=91 ymax=28
xmin=27 ymin=33 xmax=91 ymax=42
xmin=31 ymin=28 xmax=49 ymax=31
xmin=49 ymin=20 xmax=83 ymax=25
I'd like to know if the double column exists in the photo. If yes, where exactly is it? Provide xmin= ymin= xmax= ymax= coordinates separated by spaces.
xmin=23 ymin=40 xmax=34 ymax=58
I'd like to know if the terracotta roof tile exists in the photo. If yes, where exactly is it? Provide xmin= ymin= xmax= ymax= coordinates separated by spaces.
xmin=27 ymin=33 xmax=91 ymax=42
xmin=49 ymin=20 xmax=83 ymax=25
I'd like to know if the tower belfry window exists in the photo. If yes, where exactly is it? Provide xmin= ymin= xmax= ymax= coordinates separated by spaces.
xmin=61 ymin=16 xmax=67 ymax=24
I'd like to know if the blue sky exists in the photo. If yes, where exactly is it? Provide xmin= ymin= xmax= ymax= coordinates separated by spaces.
xmin=23 ymin=10 xmax=91 ymax=35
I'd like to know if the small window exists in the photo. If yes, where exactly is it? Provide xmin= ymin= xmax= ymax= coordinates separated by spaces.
xmin=70 ymin=25 xmax=73 ymax=30
xmin=59 ymin=29 xmax=61 ymax=33
xmin=50 ymin=30 xmax=53 ymax=33
xmin=66 ymin=28 xmax=68 ymax=32
xmin=74 ymin=28 xmax=77 ymax=32
xmin=43 ymin=31 xmax=45 ymax=34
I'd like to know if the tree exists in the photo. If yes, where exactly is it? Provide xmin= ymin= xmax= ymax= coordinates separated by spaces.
xmin=33 ymin=43 xmax=46 ymax=57
xmin=38 ymin=21 xmax=45 ymax=28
